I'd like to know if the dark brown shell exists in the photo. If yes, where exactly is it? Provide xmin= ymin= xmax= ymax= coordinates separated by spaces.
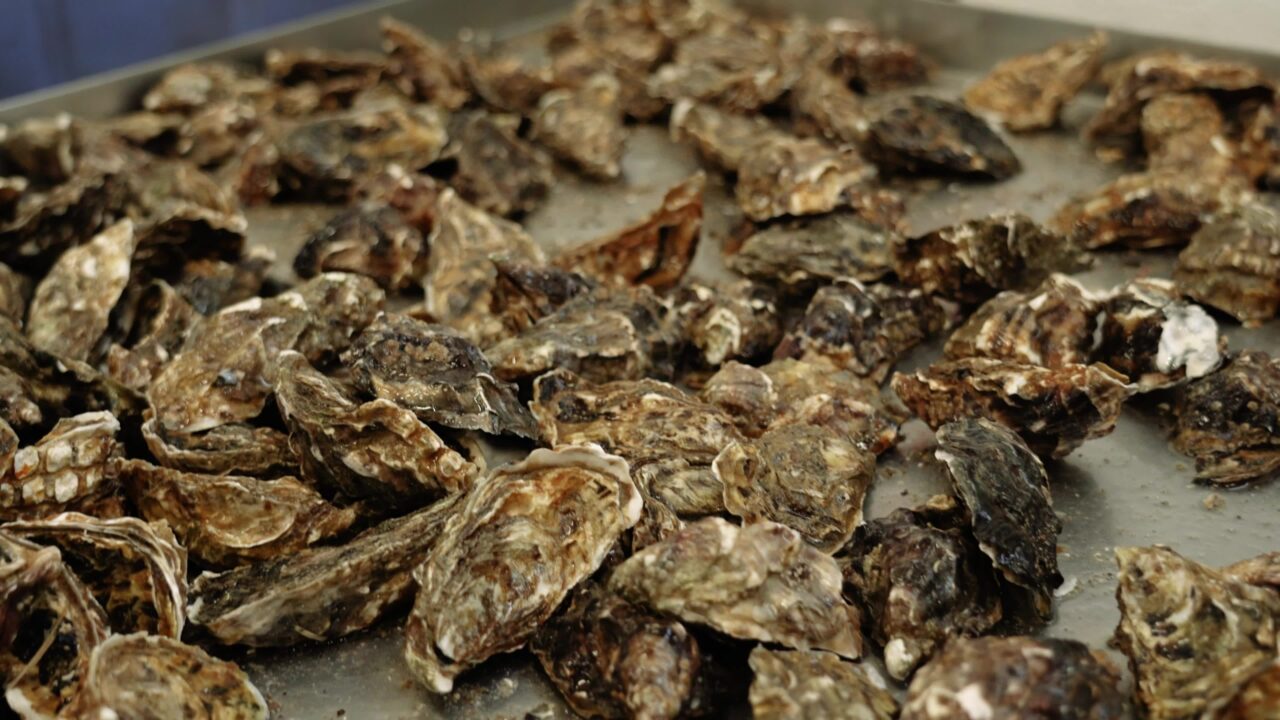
xmin=1094 ymin=277 xmax=1224 ymax=391
xmin=1172 ymin=350 xmax=1280 ymax=484
xmin=292 ymin=204 xmax=426 ymax=290
xmin=864 ymin=95 xmax=1020 ymax=179
xmin=1175 ymin=203 xmax=1280 ymax=326
xmin=442 ymin=110 xmax=554 ymax=218
xmin=729 ymin=211 xmax=899 ymax=290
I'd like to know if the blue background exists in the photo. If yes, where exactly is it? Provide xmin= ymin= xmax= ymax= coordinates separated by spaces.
xmin=0 ymin=0 xmax=358 ymax=100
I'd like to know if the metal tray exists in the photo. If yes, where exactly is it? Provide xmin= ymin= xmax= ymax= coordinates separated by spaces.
xmin=3 ymin=1 xmax=1279 ymax=718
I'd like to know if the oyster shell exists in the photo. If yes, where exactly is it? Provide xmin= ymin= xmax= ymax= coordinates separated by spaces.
xmin=147 ymin=272 xmax=384 ymax=435
xmin=864 ymin=95 xmax=1020 ymax=179
xmin=274 ymin=350 xmax=479 ymax=506
xmin=669 ymin=100 xmax=785 ymax=172
xmin=1094 ymin=277 xmax=1224 ymax=390
xmin=105 ymin=281 xmax=198 ymax=392
xmin=1141 ymin=92 xmax=1241 ymax=178
xmin=1084 ymin=51 xmax=1273 ymax=161
xmin=728 ymin=211 xmax=898 ymax=290
xmin=963 ymin=32 xmax=1107 ymax=132
xmin=554 ymin=172 xmax=704 ymax=291
xmin=1052 ymin=169 xmax=1248 ymax=249
xmin=791 ymin=67 xmax=867 ymax=147
xmin=0 ymin=411 xmax=122 ymax=521
xmin=0 ymin=531 xmax=108 ymax=719
xmin=673 ymin=280 xmax=782 ymax=368
xmin=936 ymin=418 xmax=1063 ymax=617
xmin=702 ymin=359 xmax=898 ymax=453
xmin=893 ymin=358 xmax=1134 ymax=459
xmin=485 ymin=285 xmax=680 ymax=384
xmin=490 ymin=260 xmax=598 ymax=336
xmin=1114 ymin=546 xmax=1280 ymax=720
xmin=775 ymin=279 xmax=949 ymax=382
xmin=141 ymin=63 xmax=270 ymax=114
xmin=189 ymin=492 xmax=462 ymax=647
xmin=1220 ymin=660 xmax=1280 ymax=720
xmin=532 ymin=73 xmax=627 ymax=179
xmin=25 ymin=219 xmax=135 ymax=363
xmin=443 ymin=111 xmax=554 ymax=218
xmin=608 ymin=517 xmax=863 ymax=658
xmin=141 ymin=416 xmax=294 ymax=478
xmin=1175 ymin=203 xmax=1280 ymax=326
xmin=944 ymin=273 xmax=1100 ymax=367
xmin=895 ymin=212 xmax=1092 ymax=305
xmin=461 ymin=38 xmax=559 ymax=116
xmin=293 ymin=204 xmax=426 ymax=290
xmin=531 ymin=582 xmax=726 ymax=720
xmin=405 ymin=445 xmax=640 ymax=693
xmin=422 ymin=188 xmax=546 ymax=345
xmin=122 ymin=458 xmax=356 ymax=569
xmin=748 ymin=647 xmax=897 ymax=720
xmin=277 ymin=101 xmax=448 ymax=201
xmin=381 ymin=17 xmax=470 ymax=110
xmin=531 ymin=369 xmax=743 ymax=517
xmin=716 ymin=423 xmax=874 ymax=552
xmin=5 ymin=511 xmax=185 ymax=639
xmin=649 ymin=24 xmax=788 ymax=112
xmin=173 ymin=246 xmax=275 ymax=316
xmin=734 ymin=135 xmax=878 ymax=222
xmin=0 ymin=264 xmax=29 ymax=328
xmin=61 ymin=633 xmax=268 ymax=720
xmin=815 ymin=18 xmax=931 ymax=92
xmin=1172 ymin=350 xmax=1280 ymax=484
xmin=901 ymin=636 xmax=1125 ymax=720
xmin=345 ymin=313 xmax=537 ymax=438
xmin=838 ymin=499 xmax=1002 ymax=681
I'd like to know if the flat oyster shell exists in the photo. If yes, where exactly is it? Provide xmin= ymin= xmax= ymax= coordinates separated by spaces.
xmin=895 ymin=212 xmax=1092 ymax=305
xmin=1172 ymin=350 xmax=1280 ymax=484
xmin=608 ymin=517 xmax=863 ymax=658
xmin=963 ymin=32 xmax=1107 ymax=132
xmin=554 ymin=172 xmax=704 ymax=291
xmin=25 ymin=219 xmax=135 ymax=363
xmin=530 ymin=582 xmax=725 ymax=720
xmin=936 ymin=418 xmax=1063 ymax=616
xmin=1084 ymin=51 xmax=1273 ymax=161
xmin=381 ymin=17 xmax=470 ymax=110
xmin=0 ymin=531 xmax=108 ymax=719
xmin=147 ymin=272 xmax=384 ymax=435
xmin=702 ymin=359 xmax=898 ymax=453
xmin=274 ymin=350 xmax=478 ymax=505
xmin=1114 ymin=546 xmax=1280 ymax=720
xmin=944 ymin=273 xmax=1100 ymax=367
xmin=293 ymin=204 xmax=425 ymax=290
xmin=405 ymin=445 xmax=640 ymax=693
xmin=0 ymin=411 xmax=122 ymax=521
xmin=814 ymin=18 xmax=931 ymax=92
xmin=189 ymin=492 xmax=461 ymax=647
xmin=748 ymin=647 xmax=897 ymax=720
xmin=531 ymin=369 xmax=743 ymax=517
xmin=485 ymin=285 xmax=680 ymax=384
xmin=728 ymin=211 xmax=898 ymax=290
xmin=5 ymin=512 xmax=185 ymax=640
xmin=122 ymin=459 xmax=356 ymax=569
xmin=775 ymin=279 xmax=949 ymax=383
xmin=864 ymin=95 xmax=1020 ymax=179
xmin=277 ymin=101 xmax=448 ymax=201
xmin=0 ymin=263 xmax=29 ymax=327
xmin=461 ymin=38 xmax=558 ymax=116
xmin=734 ymin=135 xmax=878 ymax=222
xmin=443 ymin=110 xmax=553 ymax=218
xmin=532 ymin=73 xmax=627 ymax=179
xmin=490 ymin=260 xmax=598 ymax=336
xmin=1095 ymin=277 xmax=1224 ymax=390
xmin=1220 ymin=660 xmax=1280 ymax=720
xmin=172 ymin=247 xmax=275 ymax=316
xmin=673 ymin=280 xmax=781 ymax=368
xmin=892 ymin=358 xmax=1134 ymax=459
xmin=140 ymin=62 xmax=270 ymax=114
xmin=1140 ymin=92 xmax=1241 ymax=178
xmin=1052 ymin=169 xmax=1249 ymax=249
xmin=423 ymin=188 xmax=546 ymax=345
xmin=838 ymin=499 xmax=1002 ymax=681
xmin=901 ymin=636 xmax=1125 ymax=720
xmin=345 ymin=313 xmax=537 ymax=438
xmin=141 ymin=416 xmax=294 ymax=478
xmin=669 ymin=100 xmax=785 ymax=172
xmin=61 ymin=633 xmax=268 ymax=720
xmin=716 ymin=423 xmax=873 ymax=552
xmin=1175 ymin=203 xmax=1280 ymax=325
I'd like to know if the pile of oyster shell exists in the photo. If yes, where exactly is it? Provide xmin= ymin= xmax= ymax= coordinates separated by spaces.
xmin=1 ymin=0 xmax=1279 ymax=717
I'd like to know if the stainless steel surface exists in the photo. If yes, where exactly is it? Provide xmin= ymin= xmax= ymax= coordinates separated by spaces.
xmin=4 ymin=1 xmax=1279 ymax=718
